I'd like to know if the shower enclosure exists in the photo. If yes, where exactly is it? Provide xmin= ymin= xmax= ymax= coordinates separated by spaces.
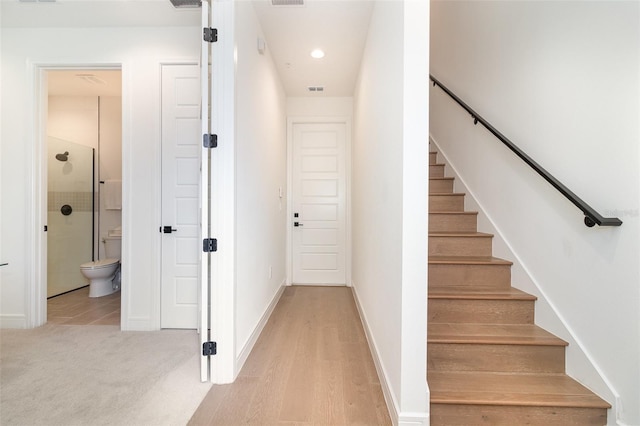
xmin=47 ymin=137 xmax=95 ymax=297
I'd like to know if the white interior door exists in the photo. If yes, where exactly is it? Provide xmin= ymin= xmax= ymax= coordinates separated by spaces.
xmin=292 ymin=122 xmax=347 ymax=285
xmin=160 ymin=63 xmax=201 ymax=329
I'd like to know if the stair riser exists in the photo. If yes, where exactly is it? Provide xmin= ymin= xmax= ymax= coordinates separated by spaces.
xmin=430 ymin=164 xmax=445 ymax=178
xmin=428 ymin=299 xmax=534 ymax=324
xmin=428 ymin=344 xmax=565 ymax=374
xmin=429 ymin=263 xmax=511 ymax=290
xmin=430 ymin=404 xmax=607 ymax=426
xmin=429 ymin=236 xmax=493 ymax=257
xmin=427 ymin=149 xmax=610 ymax=425
xmin=429 ymin=195 xmax=465 ymax=212
xmin=429 ymin=152 xmax=438 ymax=165
xmin=429 ymin=213 xmax=477 ymax=233
xmin=430 ymin=179 xmax=454 ymax=194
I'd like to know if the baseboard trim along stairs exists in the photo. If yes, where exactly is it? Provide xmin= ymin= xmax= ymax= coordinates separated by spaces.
xmin=427 ymin=150 xmax=611 ymax=425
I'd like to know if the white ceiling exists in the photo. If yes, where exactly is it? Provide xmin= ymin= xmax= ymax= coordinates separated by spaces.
xmin=252 ymin=0 xmax=374 ymax=97
xmin=0 ymin=0 xmax=200 ymax=28
xmin=2 ymin=0 xmax=373 ymax=97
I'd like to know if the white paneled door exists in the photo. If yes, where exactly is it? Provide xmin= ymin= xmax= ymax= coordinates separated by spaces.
xmin=160 ymin=63 xmax=200 ymax=329
xmin=292 ymin=122 xmax=347 ymax=285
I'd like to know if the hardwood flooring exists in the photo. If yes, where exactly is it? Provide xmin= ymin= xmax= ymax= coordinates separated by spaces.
xmin=189 ymin=286 xmax=391 ymax=426
xmin=47 ymin=286 xmax=121 ymax=326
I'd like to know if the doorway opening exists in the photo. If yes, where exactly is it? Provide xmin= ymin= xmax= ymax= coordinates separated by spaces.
xmin=44 ymin=68 xmax=123 ymax=326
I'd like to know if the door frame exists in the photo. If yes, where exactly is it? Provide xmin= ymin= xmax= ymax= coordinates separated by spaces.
xmin=31 ymin=63 xmax=125 ymax=329
xmin=286 ymin=116 xmax=352 ymax=287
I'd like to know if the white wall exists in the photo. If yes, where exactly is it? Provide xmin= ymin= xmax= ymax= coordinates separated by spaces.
xmin=430 ymin=1 xmax=640 ymax=424
xmin=48 ymin=96 xmax=99 ymax=148
xmin=352 ymin=1 xmax=429 ymax=424
xmin=0 ymin=19 xmax=200 ymax=329
xmin=287 ymin=97 xmax=353 ymax=117
xmin=233 ymin=2 xmax=288 ymax=374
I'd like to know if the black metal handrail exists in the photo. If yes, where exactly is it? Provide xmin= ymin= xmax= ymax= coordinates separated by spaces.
xmin=430 ymin=74 xmax=622 ymax=228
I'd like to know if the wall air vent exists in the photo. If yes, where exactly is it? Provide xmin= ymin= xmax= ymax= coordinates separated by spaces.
xmin=307 ymin=86 xmax=324 ymax=92
xmin=170 ymin=0 xmax=201 ymax=8
xmin=272 ymin=0 xmax=304 ymax=6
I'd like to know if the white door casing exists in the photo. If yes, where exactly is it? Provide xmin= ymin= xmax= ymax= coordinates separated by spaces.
xmin=291 ymin=122 xmax=347 ymax=285
xmin=160 ymin=63 xmax=200 ymax=329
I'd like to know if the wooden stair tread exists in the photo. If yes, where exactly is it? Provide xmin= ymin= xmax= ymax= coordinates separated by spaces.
xmin=429 ymin=232 xmax=493 ymax=238
xmin=428 ymin=323 xmax=567 ymax=346
xmin=429 ymin=255 xmax=512 ymax=265
xmin=429 ymin=287 xmax=537 ymax=301
xmin=427 ymin=155 xmax=611 ymax=423
xmin=428 ymin=371 xmax=611 ymax=409
xmin=429 ymin=211 xmax=478 ymax=215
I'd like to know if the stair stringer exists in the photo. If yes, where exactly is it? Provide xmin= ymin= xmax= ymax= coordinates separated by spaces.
xmin=429 ymin=135 xmax=620 ymax=425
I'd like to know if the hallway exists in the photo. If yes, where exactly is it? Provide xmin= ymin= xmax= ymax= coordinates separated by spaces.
xmin=189 ymin=286 xmax=391 ymax=425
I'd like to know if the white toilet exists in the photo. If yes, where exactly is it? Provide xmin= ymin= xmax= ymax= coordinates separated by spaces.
xmin=80 ymin=227 xmax=122 ymax=298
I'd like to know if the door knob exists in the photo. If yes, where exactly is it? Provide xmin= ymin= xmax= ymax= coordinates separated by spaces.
xmin=161 ymin=226 xmax=178 ymax=233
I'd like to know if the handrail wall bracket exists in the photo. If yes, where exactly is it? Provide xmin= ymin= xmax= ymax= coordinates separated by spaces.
xmin=430 ymin=74 xmax=622 ymax=228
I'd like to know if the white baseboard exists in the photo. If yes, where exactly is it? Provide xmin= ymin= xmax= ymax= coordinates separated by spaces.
xmin=121 ymin=316 xmax=155 ymax=331
xmin=350 ymin=284 xmax=429 ymax=426
xmin=0 ymin=314 xmax=27 ymax=329
xmin=235 ymin=280 xmax=286 ymax=375
xmin=398 ymin=413 xmax=431 ymax=426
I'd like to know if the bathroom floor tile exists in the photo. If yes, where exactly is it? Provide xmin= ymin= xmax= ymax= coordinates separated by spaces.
xmin=47 ymin=287 xmax=121 ymax=326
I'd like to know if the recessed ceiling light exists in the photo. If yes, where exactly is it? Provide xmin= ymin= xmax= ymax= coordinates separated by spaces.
xmin=310 ymin=49 xmax=325 ymax=59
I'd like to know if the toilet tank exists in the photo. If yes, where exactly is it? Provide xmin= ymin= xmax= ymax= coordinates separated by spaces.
xmin=104 ymin=237 xmax=121 ymax=259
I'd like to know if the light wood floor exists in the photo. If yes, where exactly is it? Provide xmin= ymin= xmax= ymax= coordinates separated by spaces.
xmin=189 ymin=286 xmax=391 ymax=426
xmin=47 ymin=286 xmax=121 ymax=326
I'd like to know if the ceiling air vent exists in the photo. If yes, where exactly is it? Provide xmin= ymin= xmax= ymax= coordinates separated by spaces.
xmin=170 ymin=0 xmax=201 ymax=8
xmin=272 ymin=0 xmax=304 ymax=6
xmin=308 ymin=86 xmax=324 ymax=93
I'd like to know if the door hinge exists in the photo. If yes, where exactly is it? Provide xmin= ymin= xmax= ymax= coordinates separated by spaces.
xmin=203 ymin=238 xmax=217 ymax=252
xmin=203 ymin=27 xmax=218 ymax=43
xmin=203 ymin=134 xmax=218 ymax=148
xmin=202 ymin=341 xmax=217 ymax=356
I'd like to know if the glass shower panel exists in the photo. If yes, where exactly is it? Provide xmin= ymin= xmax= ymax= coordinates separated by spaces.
xmin=47 ymin=137 xmax=95 ymax=298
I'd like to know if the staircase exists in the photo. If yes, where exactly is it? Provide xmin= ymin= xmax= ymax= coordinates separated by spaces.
xmin=427 ymin=150 xmax=611 ymax=425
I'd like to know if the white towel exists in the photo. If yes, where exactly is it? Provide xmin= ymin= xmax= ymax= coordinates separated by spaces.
xmin=104 ymin=180 xmax=122 ymax=210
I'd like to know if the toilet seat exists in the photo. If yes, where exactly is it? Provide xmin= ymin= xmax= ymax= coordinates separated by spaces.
xmin=80 ymin=258 xmax=119 ymax=270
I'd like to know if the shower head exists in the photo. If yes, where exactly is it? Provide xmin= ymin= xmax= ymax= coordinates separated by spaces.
xmin=55 ymin=151 xmax=69 ymax=162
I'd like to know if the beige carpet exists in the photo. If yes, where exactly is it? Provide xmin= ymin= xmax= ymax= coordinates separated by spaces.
xmin=0 ymin=324 xmax=212 ymax=426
